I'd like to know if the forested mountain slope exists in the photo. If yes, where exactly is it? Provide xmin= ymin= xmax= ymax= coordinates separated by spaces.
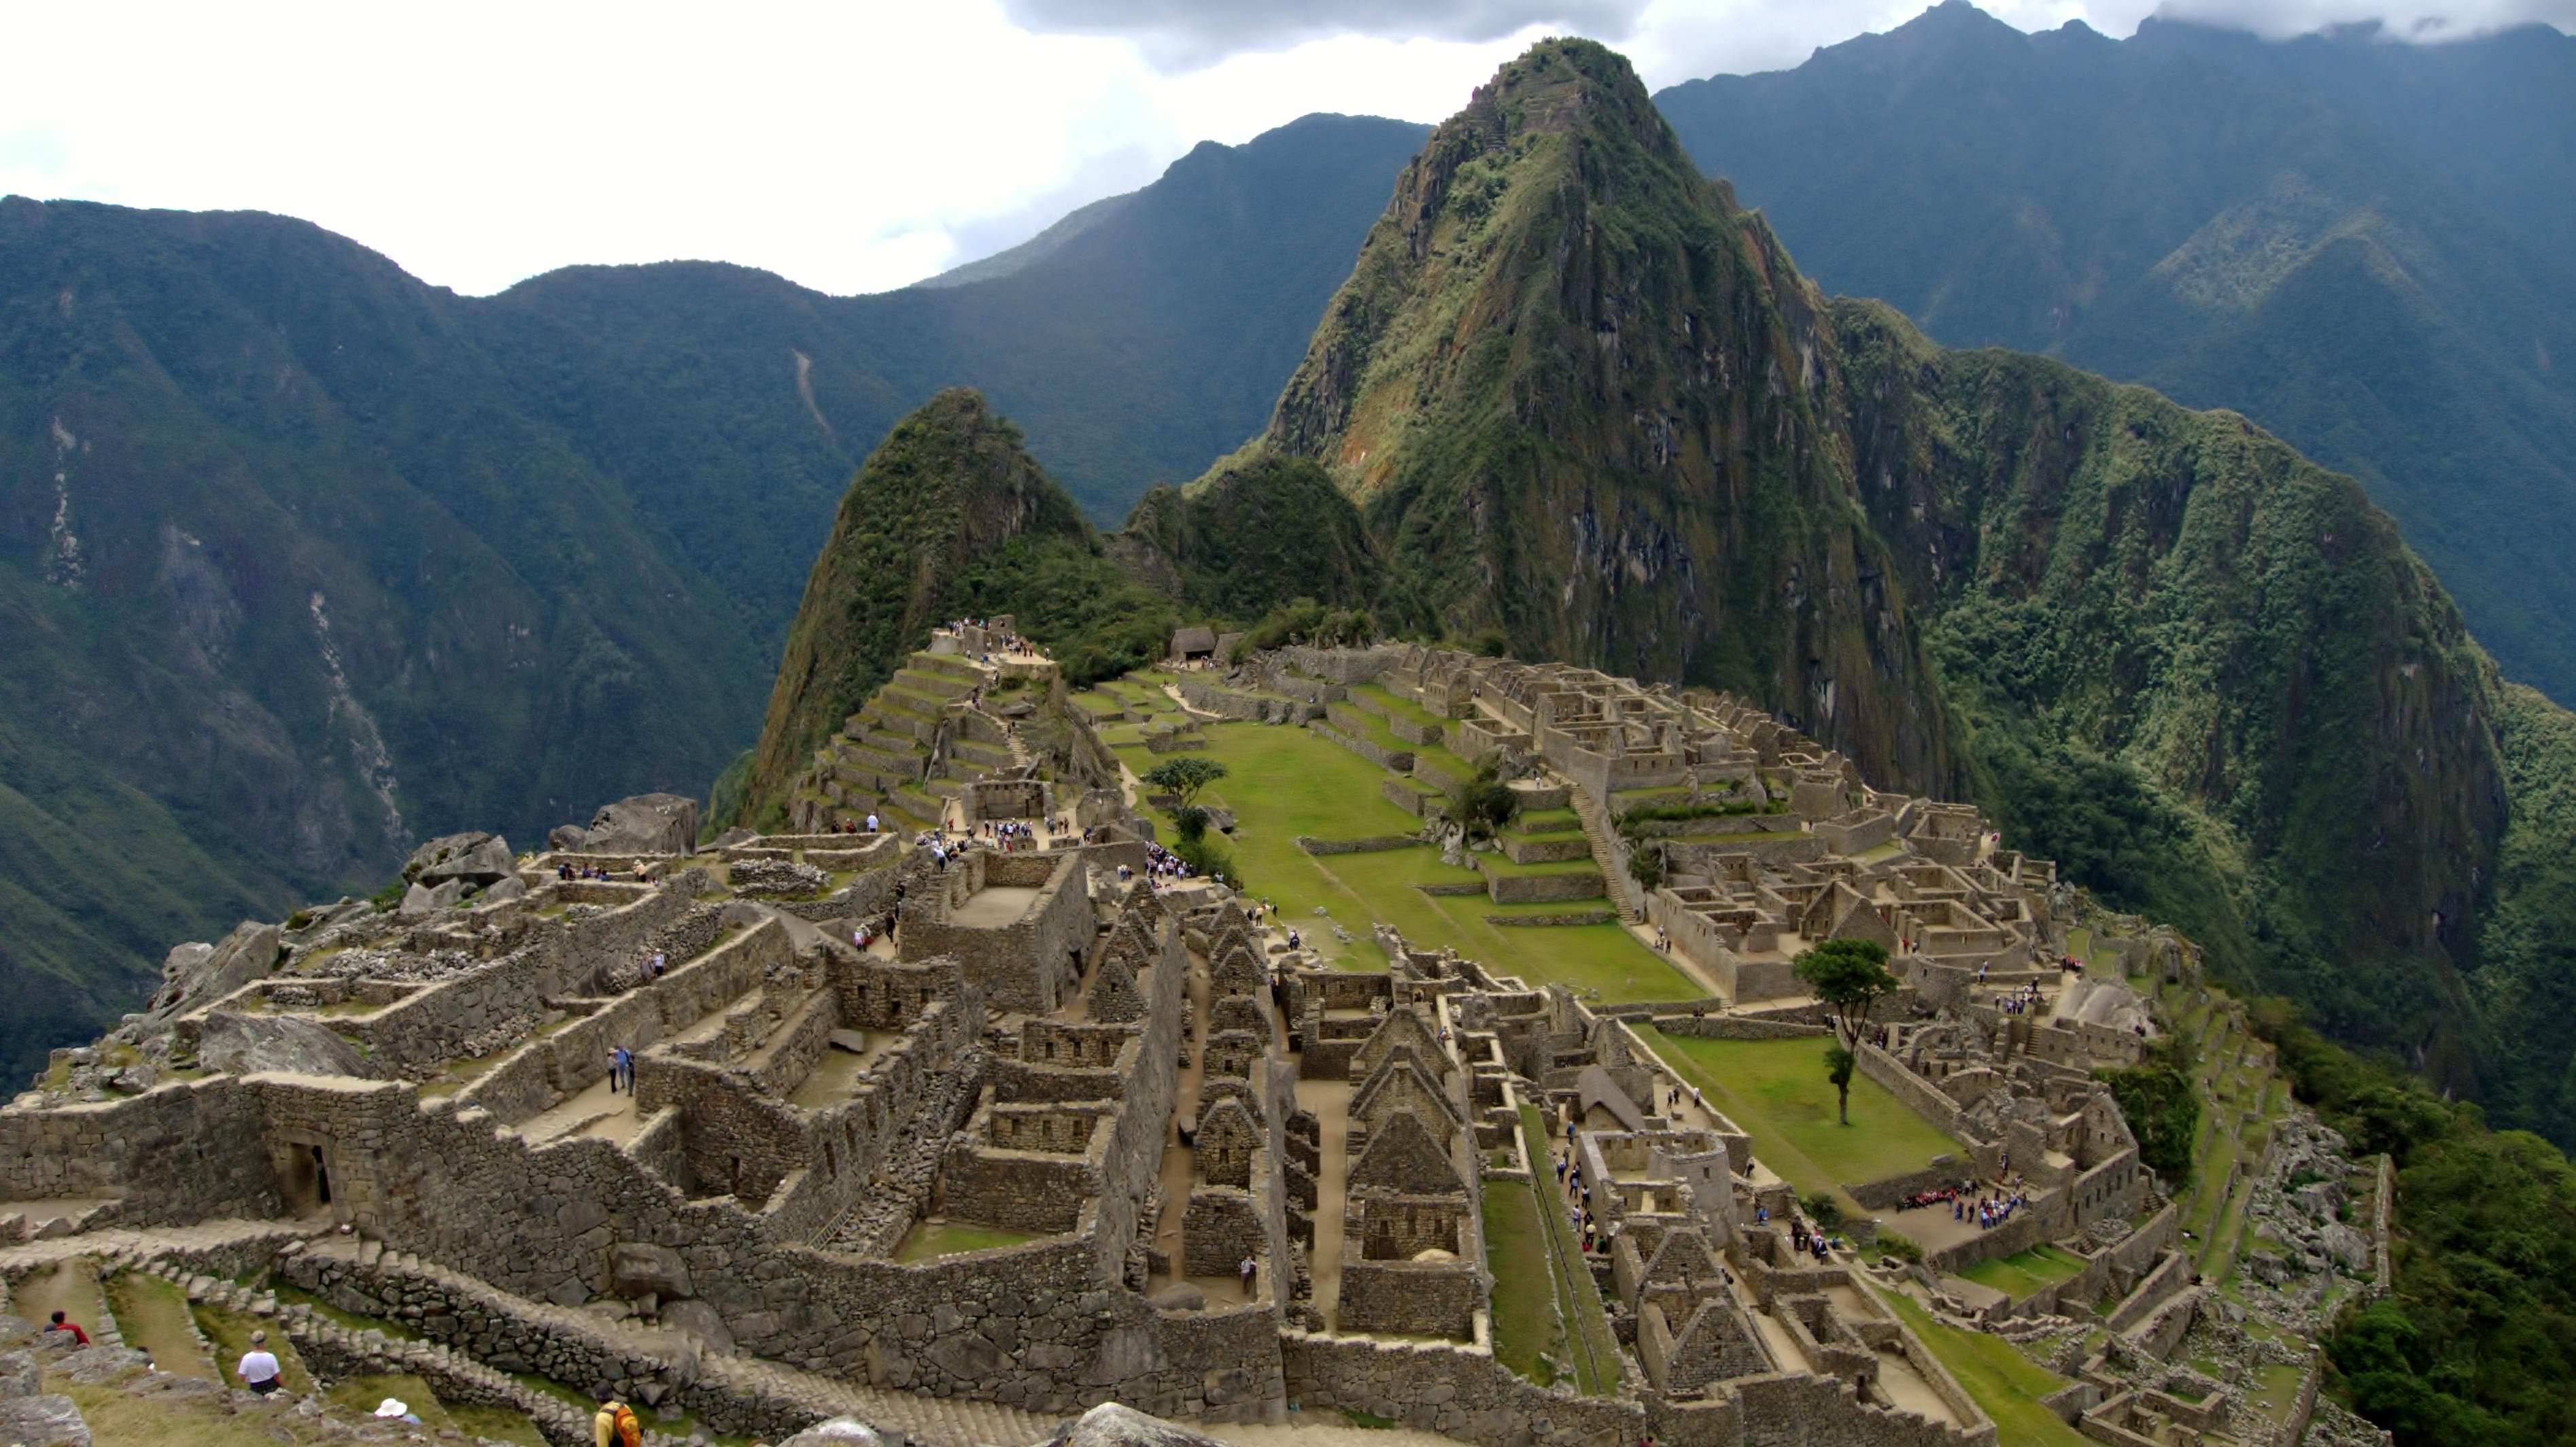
xmin=1653 ymin=2 xmax=2576 ymax=704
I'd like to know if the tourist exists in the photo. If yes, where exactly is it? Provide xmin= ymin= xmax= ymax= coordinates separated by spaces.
xmin=866 ymin=812 xmax=880 ymax=834
xmin=238 ymin=1329 xmax=283 ymax=1394
xmin=594 ymin=1389 xmax=642 ymax=1447
xmin=606 ymin=1045 xmax=624 ymax=1094
xmin=1239 ymin=1255 xmax=1256 ymax=1293
xmin=43 ymin=1310 xmax=88 ymax=1346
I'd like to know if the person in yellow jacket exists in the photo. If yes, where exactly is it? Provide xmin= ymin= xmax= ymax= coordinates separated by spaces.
xmin=594 ymin=1389 xmax=642 ymax=1447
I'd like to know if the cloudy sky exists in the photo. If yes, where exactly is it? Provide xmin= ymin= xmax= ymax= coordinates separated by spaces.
xmin=1 ymin=0 xmax=2565 ymax=297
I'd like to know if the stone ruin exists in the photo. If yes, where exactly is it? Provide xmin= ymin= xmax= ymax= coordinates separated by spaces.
xmin=2 ymin=638 xmax=2331 ymax=1447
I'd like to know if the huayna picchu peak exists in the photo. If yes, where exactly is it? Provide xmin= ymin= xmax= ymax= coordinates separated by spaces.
xmin=5 ymin=24 xmax=2574 ymax=1447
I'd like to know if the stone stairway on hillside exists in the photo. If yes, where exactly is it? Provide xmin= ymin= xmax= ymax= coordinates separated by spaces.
xmin=795 ymin=652 xmax=1008 ymax=834
xmin=1569 ymin=783 xmax=1647 ymax=923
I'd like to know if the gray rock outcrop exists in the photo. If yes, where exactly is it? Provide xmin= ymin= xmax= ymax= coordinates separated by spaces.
xmin=0 ymin=1393 xmax=88 ymax=1447
xmin=776 ymin=1418 xmax=897 ymax=1447
xmin=611 ymin=1242 xmax=693 ymax=1301
xmin=1040 ymin=1403 xmax=1229 ymax=1447
xmin=660 ymin=1299 xmax=734 ymax=1356
xmin=147 ymin=921 xmax=282 ymax=1019
xmin=577 ymin=794 xmax=700 ymax=854
xmin=0 ymin=1347 xmax=38 ymax=1398
xmin=408 ymin=832 xmax=514 ymax=886
xmin=196 ymin=1012 xmax=382 ymax=1079
xmin=398 ymin=879 xmax=466 ymax=919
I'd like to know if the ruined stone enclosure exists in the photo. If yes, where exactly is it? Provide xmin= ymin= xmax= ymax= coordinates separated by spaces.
xmin=4 ymin=639 xmax=2225 ymax=1447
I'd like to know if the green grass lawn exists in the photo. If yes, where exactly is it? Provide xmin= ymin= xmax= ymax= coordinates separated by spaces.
xmin=896 ymin=1220 xmax=1039 ymax=1261
xmin=1880 ymin=1288 xmax=2090 ymax=1447
xmin=1483 ymin=1172 xmax=1568 ymax=1385
xmin=1114 ymin=721 xmax=1696 ymax=1002
xmin=1347 ymin=683 xmax=1453 ymax=734
xmin=1638 ymin=1029 xmax=1964 ymax=1204
xmin=1956 ymin=1243 xmax=2089 ymax=1300
xmin=1517 ymin=1105 xmax=1618 ymax=1394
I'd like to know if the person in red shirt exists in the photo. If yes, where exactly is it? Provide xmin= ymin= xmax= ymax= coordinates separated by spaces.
xmin=44 ymin=1310 xmax=90 ymax=1346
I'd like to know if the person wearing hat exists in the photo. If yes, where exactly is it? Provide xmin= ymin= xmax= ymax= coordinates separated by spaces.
xmin=237 ymin=1329 xmax=283 ymax=1394
xmin=374 ymin=1398 xmax=422 ymax=1425
xmin=594 ymin=1388 xmax=642 ymax=1447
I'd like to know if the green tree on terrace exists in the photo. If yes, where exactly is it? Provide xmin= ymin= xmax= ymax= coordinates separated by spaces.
xmin=1628 ymin=839 xmax=1668 ymax=891
xmin=1143 ymin=757 xmax=1229 ymax=813
xmin=1824 ymin=1043 xmax=1859 ymax=1127
xmin=1447 ymin=755 xmax=1521 ymax=844
xmin=1793 ymin=938 xmax=1898 ymax=1042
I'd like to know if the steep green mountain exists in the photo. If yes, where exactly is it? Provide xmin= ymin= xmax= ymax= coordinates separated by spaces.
xmin=0 ymin=114 xmax=1426 ymax=1082
xmin=1652 ymin=3 xmax=2576 ymax=705
xmin=1259 ymin=44 xmax=1955 ymax=792
xmin=738 ymin=388 xmax=1160 ymax=823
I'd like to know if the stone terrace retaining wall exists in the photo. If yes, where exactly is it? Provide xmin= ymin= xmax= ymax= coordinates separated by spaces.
xmin=1309 ymin=721 xmax=1413 ymax=773
xmin=1855 ymin=1042 xmax=1965 ymax=1138
xmin=1650 ymin=1014 xmax=1829 ymax=1042
xmin=462 ymin=919 xmax=788 ymax=1125
xmin=1297 ymin=835 xmax=1420 ymax=855
xmin=0 ymin=1075 xmax=278 ymax=1225
xmin=1483 ymin=866 xmax=1607 ymax=904
xmin=1280 ymin=1331 xmax=1636 ymax=1447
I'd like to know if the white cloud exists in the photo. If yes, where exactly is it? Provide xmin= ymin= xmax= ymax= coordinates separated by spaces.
xmin=0 ymin=0 xmax=2561 ymax=297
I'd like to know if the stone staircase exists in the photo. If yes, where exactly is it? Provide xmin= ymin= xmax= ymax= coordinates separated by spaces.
xmin=1568 ymin=783 xmax=1647 ymax=923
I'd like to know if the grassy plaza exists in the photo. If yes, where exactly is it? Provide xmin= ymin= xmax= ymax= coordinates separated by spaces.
xmin=1112 ymin=719 xmax=1698 ymax=1003
xmin=1636 ymin=1028 xmax=1965 ymax=1202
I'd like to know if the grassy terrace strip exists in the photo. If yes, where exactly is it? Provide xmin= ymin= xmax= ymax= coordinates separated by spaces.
xmin=1518 ymin=1103 xmax=1619 ymax=1394
xmin=1638 ymin=1029 xmax=1963 ymax=1218
xmin=1482 ymin=1165 xmax=1566 ymax=1384
xmin=1955 ymin=1243 xmax=2088 ymax=1300
xmin=1113 ymin=721 xmax=1698 ymax=1001
xmin=1346 ymin=683 xmax=1453 ymax=734
xmin=1878 ymin=1287 xmax=2090 ymax=1447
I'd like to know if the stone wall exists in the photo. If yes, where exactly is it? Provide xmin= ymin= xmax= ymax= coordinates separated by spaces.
xmin=1649 ymin=1014 xmax=1828 ymax=1042
xmin=0 ymin=1076 xmax=277 ymax=1223
xmin=1182 ymin=1188 xmax=1263 ymax=1278
xmin=1309 ymin=720 xmax=1413 ymax=773
xmin=462 ymin=920 xmax=787 ymax=1125
xmin=1282 ymin=1331 xmax=1637 ymax=1447
xmin=901 ymin=854 xmax=1089 ymax=1016
xmin=1483 ymin=866 xmax=1607 ymax=904
xmin=1854 ymin=1043 xmax=1965 ymax=1138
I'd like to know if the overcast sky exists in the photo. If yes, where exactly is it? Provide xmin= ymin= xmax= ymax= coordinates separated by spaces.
xmin=1 ymin=0 xmax=2565 ymax=298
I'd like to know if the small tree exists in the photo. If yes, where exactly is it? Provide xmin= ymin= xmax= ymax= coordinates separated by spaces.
xmin=1446 ymin=755 xmax=1519 ymax=844
xmin=1174 ymin=805 xmax=1211 ymax=844
xmin=1627 ymin=840 xmax=1668 ymax=891
xmin=1143 ymin=757 xmax=1229 ymax=813
xmin=1823 ymin=1043 xmax=1857 ymax=1126
xmin=1792 ymin=938 xmax=1899 ymax=1042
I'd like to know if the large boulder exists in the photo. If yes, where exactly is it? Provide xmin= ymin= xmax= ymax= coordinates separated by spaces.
xmin=609 ymin=1242 xmax=692 ymax=1301
xmin=147 ymin=922 xmax=283 ymax=1019
xmin=397 ymin=879 xmax=466 ymax=919
xmin=0 ymin=1347 xmax=38 ymax=1399
xmin=1042 ymin=1403 xmax=1229 ymax=1447
xmin=580 ymin=794 xmax=700 ymax=855
xmin=776 ymin=1420 xmax=896 ymax=1447
xmin=0 ymin=1393 xmax=88 ymax=1447
xmin=407 ymin=832 xmax=514 ymax=885
xmin=659 ymin=1299 xmax=734 ymax=1356
xmin=196 ymin=1012 xmax=381 ymax=1079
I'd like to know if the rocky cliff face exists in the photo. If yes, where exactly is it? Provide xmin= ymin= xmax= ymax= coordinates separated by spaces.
xmin=1836 ymin=301 xmax=2509 ymax=1082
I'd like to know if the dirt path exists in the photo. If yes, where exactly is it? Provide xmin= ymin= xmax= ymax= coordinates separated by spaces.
xmin=1300 ymin=1078 xmax=1355 ymax=1330
xmin=12 ymin=1257 xmax=107 ymax=1344
xmin=107 ymin=1270 xmax=216 ymax=1380
xmin=515 ymin=1073 xmax=640 ymax=1144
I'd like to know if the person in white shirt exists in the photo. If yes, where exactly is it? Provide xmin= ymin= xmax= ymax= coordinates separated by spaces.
xmin=238 ymin=1329 xmax=283 ymax=1395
